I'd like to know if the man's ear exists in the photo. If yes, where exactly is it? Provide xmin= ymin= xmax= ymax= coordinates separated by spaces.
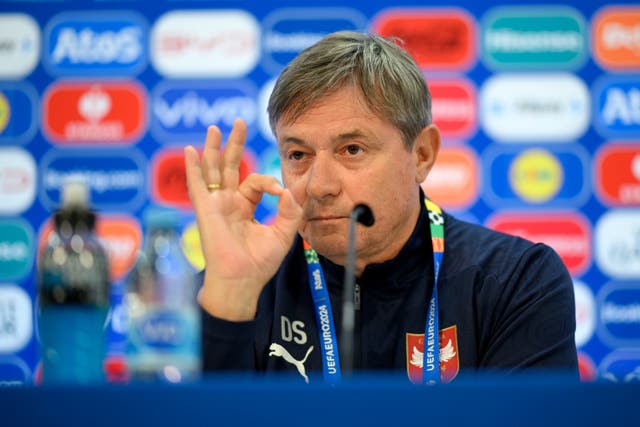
xmin=413 ymin=124 xmax=441 ymax=184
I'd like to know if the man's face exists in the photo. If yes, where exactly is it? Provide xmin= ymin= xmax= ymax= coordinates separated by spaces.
xmin=275 ymin=85 xmax=427 ymax=268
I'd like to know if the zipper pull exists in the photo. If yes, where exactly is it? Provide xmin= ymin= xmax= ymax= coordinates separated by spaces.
xmin=354 ymin=283 xmax=361 ymax=311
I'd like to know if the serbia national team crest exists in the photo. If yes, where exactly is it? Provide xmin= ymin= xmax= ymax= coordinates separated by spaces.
xmin=406 ymin=325 xmax=459 ymax=383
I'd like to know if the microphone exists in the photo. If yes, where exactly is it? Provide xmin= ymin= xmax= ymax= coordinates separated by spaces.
xmin=341 ymin=203 xmax=375 ymax=376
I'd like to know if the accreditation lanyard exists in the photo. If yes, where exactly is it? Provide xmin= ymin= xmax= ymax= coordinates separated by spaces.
xmin=304 ymin=197 xmax=445 ymax=385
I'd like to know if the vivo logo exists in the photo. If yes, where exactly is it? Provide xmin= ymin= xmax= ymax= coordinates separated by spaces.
xmin=152 ymin=81 xmax=257 ymax=143
xmin=480 ymin=73 xmax=589 ymax=142
xmin=44 ymin=12 xmax=147 ymax=75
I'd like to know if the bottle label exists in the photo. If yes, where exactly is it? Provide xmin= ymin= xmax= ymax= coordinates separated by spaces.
xmin=131 ymin=309 xmax=196 ymax=350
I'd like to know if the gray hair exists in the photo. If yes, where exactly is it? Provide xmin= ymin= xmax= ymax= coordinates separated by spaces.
xmin=267 ymin=30 xmax=432 ymax=149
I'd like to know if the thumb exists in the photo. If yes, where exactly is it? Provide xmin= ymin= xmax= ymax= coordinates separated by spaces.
xmin=271 ymin=189 xmax=302 ymax=243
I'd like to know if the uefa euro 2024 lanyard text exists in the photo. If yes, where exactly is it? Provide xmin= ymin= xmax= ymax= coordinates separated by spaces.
xmin=304 ymin=197 xmax=445 ymax=385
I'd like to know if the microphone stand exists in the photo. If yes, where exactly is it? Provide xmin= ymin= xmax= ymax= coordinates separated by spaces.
xmin=341 ymin=204 xmax=374 ymax=376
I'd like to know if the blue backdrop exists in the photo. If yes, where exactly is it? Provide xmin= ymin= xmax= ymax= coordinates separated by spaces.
xmin=0 ymin=0 xmax=639 ymax=385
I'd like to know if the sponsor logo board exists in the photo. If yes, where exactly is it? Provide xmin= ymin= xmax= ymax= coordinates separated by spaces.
xmin=39 ymin=148 xmax=146 ymax=211
xmin=487 ymin=212 xmax=591 ymax=276
xmin=0 ymin=219 xmax=34 ymax=282
xmin=595 ymin=209 xmax=640 ymax=278
xmin=44 ymin=11 xmax=147 ymax=76
xmin=261 ymin=8 xmax=366 ymax=74
xmin=429 ymin=78 xmax=477 ymax=139
xmin=597 ymin=282 xmax=640 ymax=348
xmin=593 ymin=6 xmax=640 ymax=70
xmin=372 ymin=8 xmax=476 ymax=71
xmin=0 ymin=82 xmax=38 ymax=145
xmin=483 ymin=145 xmax=589 ymax=209
xmin=480 ymin=73 xmax=590 ymax=142
xmin=594 ymin=76 xmax=640 ymax=139
xmin=599 ymin=350 xmax=640 ymax=383
xmin=151 ymin=9 xmax=260 ymax=78
xmin=0 ymin=285 xmax=32 ymax=353
xmin=422 ymin=145 xmax=478 ymax=210
xmin=482 ymin=6 xmax=587 ymax=69
xmin=594 ymin=143 xmax=640 ymax=206
xmin=42 ymin=80 xmax=146 ymax=145
xmin=151 ymin=80 xmax=258 ymax=144
xmin=0 ymin=13 xmax=39 ymax=79
xmin=0 ymin=148 xmax=37 ymax=215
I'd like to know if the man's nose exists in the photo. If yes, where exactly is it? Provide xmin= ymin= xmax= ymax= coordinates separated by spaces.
xmin=306 ymin=153 xmax=340 ymax=200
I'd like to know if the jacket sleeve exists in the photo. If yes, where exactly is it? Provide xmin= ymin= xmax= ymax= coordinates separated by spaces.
xmin=477 ymin=243 xmax=579 ymax=377
xmin=201 ymin=309 xmax=259 ymax=372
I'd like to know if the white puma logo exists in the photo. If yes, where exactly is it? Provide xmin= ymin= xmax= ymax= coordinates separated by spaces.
xmin=268 ymin=343 xmax=314 ymax=383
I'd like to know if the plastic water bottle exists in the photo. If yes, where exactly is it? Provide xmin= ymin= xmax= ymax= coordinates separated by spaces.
xmin=125 ymin=208 xmax=201 ymax=383
xmin=37 ymin=181 xmax=110 ymax=384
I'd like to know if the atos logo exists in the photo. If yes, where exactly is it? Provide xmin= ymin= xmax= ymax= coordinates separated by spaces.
xmin=595 ymin=143 xmax=640 ymax=206
xmin=0 ymin=13 xmax=40 ymax=79
xmin=594 ymin=77 xmax=640 ymax=139
xmin=0 ymin=148 xmax=36 ymax=215
xmin=487 ymin=212 xmax=591 ymax=276
xmin=595 ymin=209 xmax=640 ymax=279
xmin=599 ymin=350 xmax=640 ymax=383
xmin=261 ymin=7 xmax=366 ymax=74
xmin=151 ymin=148 xmax=256 ymax=208
xmin=0 ymin=219 xmax=34 ymax=282
xmin=483 ymin=145 xmax=589 ymax=209
xmin=597 ymin=283 xmax=640 ymax=348
xmin=151 ymin=10 xmax=260 ymax=78
xmin=152 ymin=81 xmax=258 ymax=144
xmin=372 ymin=8 xmax=476 ymax=71
xmin=593 ymin=6 xmax=640 ymax=70
xmin=44 ymin=11 xmax=147 ymax=76
xmin=429 ymin=79 xmax=477 ymax=139
xmin=482 ymin=6 xmax=587 ymax=70
xmin=0 ymin=285 xmax=33 ymax=354
xmin=0 ymin=82 xmax=38 ymax=145
xmin=480 ymin=73 xmax=589 ymax=142
xmin=43 ymin=80 xmax=146 ymax=145
xmin=39 ymin=149 xmax=146 ymax=211
xmin=422 ymin=145 xmax=478 ymax=211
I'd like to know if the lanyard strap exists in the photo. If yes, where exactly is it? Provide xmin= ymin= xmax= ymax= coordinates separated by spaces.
xmin=304 ymin=197 xmax=445 ymax=384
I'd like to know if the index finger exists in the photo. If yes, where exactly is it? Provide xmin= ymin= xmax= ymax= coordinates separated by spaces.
xmin=220 ymin=118 xmax=247 ymax=191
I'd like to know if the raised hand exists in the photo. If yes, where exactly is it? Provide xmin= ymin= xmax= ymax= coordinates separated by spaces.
xmin=184 ymin=119 xmax=302 ymax=321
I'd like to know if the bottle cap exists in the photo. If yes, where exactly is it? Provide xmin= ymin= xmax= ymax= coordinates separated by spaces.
xmin=61 ymin=179 xmax=90 ymax=210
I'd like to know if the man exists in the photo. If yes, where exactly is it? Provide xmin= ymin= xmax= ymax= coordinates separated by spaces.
xmin=184 ymin=31 xmax=578 ymax=384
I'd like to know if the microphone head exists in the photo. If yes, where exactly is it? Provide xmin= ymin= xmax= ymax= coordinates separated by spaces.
xmin=353 ymin=204 xmax=375 ymax=227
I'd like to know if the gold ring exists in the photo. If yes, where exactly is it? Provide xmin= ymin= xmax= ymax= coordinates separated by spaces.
xmin=207 ymin=183 xmax=221 ymax=191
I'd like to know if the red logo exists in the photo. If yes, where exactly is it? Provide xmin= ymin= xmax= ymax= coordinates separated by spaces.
xmin=406 ymin=325 xmax=459 ymax=384
xmin=422 ymin=145 xmax=478 ymax=210
xmin=372 ymin=8 xmax=476 ymax=71
xmin=151 ymin=147 xmax=255 ymax=208
xmin=595 ymin=143 xmax=640 ymax=206
xmin=578 ymin=352 xmax=597 ymax=382
xmin=42 ymin=80 xmax=146 ymax=145
xmin=487 ymin=212 xmax=591 ymax=276
xmin=429 ymin=78 xmax=477 ymax=139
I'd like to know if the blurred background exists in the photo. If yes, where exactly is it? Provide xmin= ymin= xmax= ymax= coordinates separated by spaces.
xmin=0 ymin=0 xmax=638 ymax=385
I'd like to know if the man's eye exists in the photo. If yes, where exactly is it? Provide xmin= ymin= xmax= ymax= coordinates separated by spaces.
xmin=346 ymin=145 xmax=363 ymax=155
xmin=289 ymin=151 xmax=305 ymax=160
